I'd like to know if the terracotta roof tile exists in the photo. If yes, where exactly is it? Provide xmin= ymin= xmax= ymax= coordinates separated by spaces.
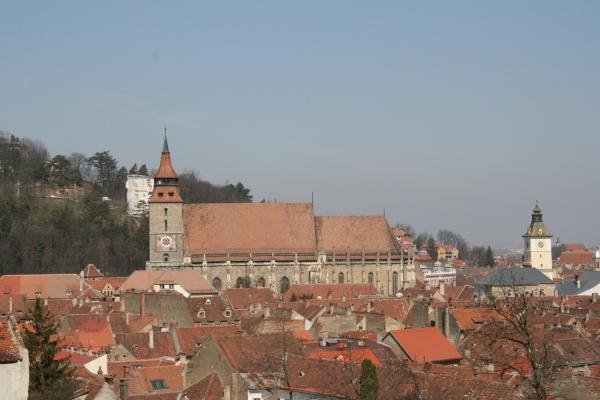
xmin=183 ymin=203 xmax=317 ymax=254
xmin=315 ymin=215 xmax=399 ymax=253
xmin=0 ymin=274 xmax=83 ymax=299
xmin=284 ymin=284 xmax=377 ymax=302
xmin=387 ymin=327 xmax=463 ymax=363
xmin=120 ymin=271 xmax=218 ymax=296
xmin=223 ymin=288 xmax=277 ymax=311
xmin=0 ymin=322 xmax=21 ymax=363
xmin=82 ymin=264 xmax=104 ymax=279
xmin=559 ymin=250 xmax=594 ymax=266
xmin=182 ymin=372 xmax=223 ymax=400
xmin=176 ymin=326 xmax=243 ymax=357
xmin=450 ymin=308 xmax=503 ymax=331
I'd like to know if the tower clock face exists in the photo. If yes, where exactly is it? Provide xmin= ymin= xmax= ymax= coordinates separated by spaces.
xmin=157 ymin=235 xmax=176 ymax=251
xmin=537 ymin=241 xmax=544 ymax=248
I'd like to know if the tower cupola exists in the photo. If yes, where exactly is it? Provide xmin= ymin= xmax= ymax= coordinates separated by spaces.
xmin=149 ymin=131 xmax=183 ymax=203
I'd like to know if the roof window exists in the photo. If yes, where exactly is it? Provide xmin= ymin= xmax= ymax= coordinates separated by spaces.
xmin=151 ymin=379 xmax=167 ymax=390
xmin=158 ymin=192 xmax=164 ymax=198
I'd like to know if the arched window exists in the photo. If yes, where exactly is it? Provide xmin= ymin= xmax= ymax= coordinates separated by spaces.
xmin=280 ymin=276 xmax=290 ymax=294
xmin=257 ymin=277 xmax=266 ymax=288
xmin=212 ymin=277 xmax=222 ymax=291
xmin=368 ymin=272 xmax=374 ymax=284
xmin=163 ymin=254 xmax=169 ymax=262
xmin=338 ymin=273 xmax=344 ymax=284
xmin=392 ymin=271 xmax=398 ymax=295
xmin=236 ymin=277 xmax=245 ymax=288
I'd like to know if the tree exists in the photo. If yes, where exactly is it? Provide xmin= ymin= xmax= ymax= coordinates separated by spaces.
xmin=437 ymin=229 xmax=469 ymax=259
xmin=87 ymin=151 xmax=117 ymax=195
xmin=486 ymin=245 xmax=495 ymax=267
xmin=426 ymin=237 xmax=437 ymax=260
xmin=138 ymin=164 xmax=148 ymax=176
xmin=129 ymin=163 xmax=138 ymax=174
xmin=358 ymin=359 xmax=378 ymax=400
xmin=24 ymin=298 xmax=76 ymax=400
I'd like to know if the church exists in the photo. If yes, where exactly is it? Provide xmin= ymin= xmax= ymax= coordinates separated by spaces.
xmin=146 ymin=136 xmax=416 ymax=295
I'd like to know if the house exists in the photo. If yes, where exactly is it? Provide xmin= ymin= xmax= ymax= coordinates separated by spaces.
xmin=475 ymin=267 xmax=555 ymax=298
xmin=223 ymin=288 xmax=278 ymax=314
xmin=382 ymin=327 xmax=463 ymax=364
xmin=0 ymin=273 xmax=93 ymax=300
xmin=436 ymin=244 xmax=459 ymax=262
xmin=185 ymin=333 xmax=305 ymax=400
xmin=120 ymin=270 xmax=218 ymax=298
xmin=87 ymin=277 xmax=128 ymax=300
xmin=557 ymin=272 xmax=600 ymax=296
xmin=420 ymin=262 xmax=457 ymax=288
xmin=0 ymin=319 xmax=29 ymax=400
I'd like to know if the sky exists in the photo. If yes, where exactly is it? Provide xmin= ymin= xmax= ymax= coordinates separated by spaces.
xmin=1 ymin=1 xmax=599 ymax=248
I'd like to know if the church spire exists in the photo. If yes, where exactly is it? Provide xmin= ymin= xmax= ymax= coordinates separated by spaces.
xmin=162 ymin=126 xmax=170 ymax=153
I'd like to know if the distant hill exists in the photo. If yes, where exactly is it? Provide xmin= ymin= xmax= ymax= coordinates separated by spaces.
xmin=0 ymin=132 xmax=253 ymax=276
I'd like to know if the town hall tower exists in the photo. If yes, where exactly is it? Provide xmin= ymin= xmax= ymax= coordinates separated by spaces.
xmin=523 ymin=202 xmax=553 ymax=280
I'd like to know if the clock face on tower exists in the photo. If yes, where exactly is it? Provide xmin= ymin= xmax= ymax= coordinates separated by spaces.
xmin=537 ymin=241 xmax=544 ymax=248
xmin=157 ymin=235 xmax=176 ymax=251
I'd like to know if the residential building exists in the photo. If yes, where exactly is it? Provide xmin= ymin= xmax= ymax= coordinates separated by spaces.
xmin=382 ymin=327 xmax=463 ymax=364
xmin=119 ymin=270 xmax=218 ymax=298
xmin=0 ymin=319 xmax=29 ymax=400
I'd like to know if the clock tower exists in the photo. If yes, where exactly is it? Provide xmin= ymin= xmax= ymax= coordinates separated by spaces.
xmin=522 ymin=202 xmax=553 ymax=280
xmin=147 ymin=132 xmax=184 ymax=269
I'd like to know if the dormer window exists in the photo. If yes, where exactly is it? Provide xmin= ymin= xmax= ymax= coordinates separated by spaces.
xmin=197 ymin=309 xmax=206 ymax=319
xmin=34 ymin=291 xmax=42 ymax=298
xmin=168 ymin=192 xmax=174 ymax=197
xmin=158 ymin=192 xmax=164 ymax=197
xmin=224 ymin=308 xmax=232 ymax=318
xmin=66 ymin=291 xmax=72 ymax=296
xmin=205 ymin=299 xmax=212 ymax=305
xmin=151 ymin=379 xmax=167 ymax=390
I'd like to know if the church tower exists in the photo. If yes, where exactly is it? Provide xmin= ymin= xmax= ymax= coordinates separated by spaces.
xmin=147 ymin=132 xmax=184 ymax=269
xmin=522 ymin=202 xmax=553 ymax=279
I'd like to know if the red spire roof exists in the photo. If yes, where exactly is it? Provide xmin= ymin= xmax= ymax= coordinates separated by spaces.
xmin=154 ymin=135 xmax=178 ymax=179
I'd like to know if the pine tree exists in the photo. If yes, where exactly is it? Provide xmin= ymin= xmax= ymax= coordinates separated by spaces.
xmin=486 ymin=245 xmax=495 ymax=267
xmin=358 ymin=359 xmax=378 ymax=400
xmin=138 ymin=164 xmax=148 ymax=176
xmin=24 ymin=298 xmax=76 ymax=400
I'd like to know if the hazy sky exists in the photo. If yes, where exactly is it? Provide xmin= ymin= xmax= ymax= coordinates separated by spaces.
xmin=1 ymin=2 xmax=599 ymax=248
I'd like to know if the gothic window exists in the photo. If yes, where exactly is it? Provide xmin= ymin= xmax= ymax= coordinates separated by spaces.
xmin=338 ymin=273 xmax=344 ymax=284
xmin=164 ymin=208 xmax=168 ymax=216
xmin=236 ymin=277 xmax=246 ymax=288
xmin=280 ymin=276 xmax=290 ymax=294
xmin=212 ymin=277 xmax=222 ymax=291
xmin=164 ymin=220 xmax=168 ymax=231
xmin=257 ymin=277 xmax=266 ymax=288
xmin=163 ymin=254 xmax=169 ymax=262
xmin=368 ymin=272 xmax=374 ymax=284
xmin=392 ymin=271 xmax=398 ymax=295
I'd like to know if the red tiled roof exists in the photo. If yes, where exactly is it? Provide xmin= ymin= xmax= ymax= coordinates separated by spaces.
xmin=176 ymin=326 xmax=243 ymax=357
xmin=283 ymin=284 xmax=377 ymax=302
xmin=450 ymin=308 xmax=503 ymax=331
xmin=120 ymin=270 xmax=218 ymax=295
xmin=182 ymin=373 xmax=223 ymax=400
xmin=0 ymin=322 xmax=21 ymax=363
xmin=87 ymin=277 xmax=127 ymax=292
xmin=315 ymin=215 xmax=399 ymax=253
xmin=387 ymin=328 xmax=463 ymax=363
xmin=360 ymin=298 xmax=412 ymax=324
xmin=223 ymin=288 xmax=277 ymax=310
xmin=183 ymin=203 xmax=317 ymax=254
xmin=562 ymin=243 xmax=588 ymax=252
xmin=213 ymin=333 xmax=304 ymax=372
xmin=82 ymin=264 xmax=104 ymax=279
xmin=559 ymin=250 xmax=594 ymax=266
xmin=0 ymin=274 xmax=83 ymax=299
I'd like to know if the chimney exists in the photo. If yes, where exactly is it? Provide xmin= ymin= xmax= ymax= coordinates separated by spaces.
xmin=119 ymin=378 xmax=129 ymax=400
xmin=263 ymin=306 xmax=270 ymax=319
xmin=341 ymin=294 xmax=346 ymax=302
xmin=125 ymin=312 xmax=130 ymax=326
xmin=80 ymin=277 xmax=83 ymax=292
xmin=140 ymin=292 xmax=146 ymax=317
xmin=120 ymin=366 xmax=129 ymax=400
xmin=443 ymin=308 xmax=451 ymax=339
xmin=330 ymin=304 xmax=335 ymax=315
xmin=8 ymin=296 xmax=12 ymax=314
xmin=440 ymin=282 xmax=446 ymax=296
xmin=148 ymin=330 xmax=154 ymax=350
xmin=593 ymin=293 xmax=598 ymax=304
xmin=576 ymin=275 xmax=581 ymax=289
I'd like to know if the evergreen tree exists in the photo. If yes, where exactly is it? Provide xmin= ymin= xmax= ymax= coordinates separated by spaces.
xmin=486 ymin=245 xmax=495 ymax=267
xmin=358 ymin=359 xmax=378 ymax=400
xmin=426 ymin=237 xmax=437 ymax=260
xmin=129 ymin=163 xmax=138 ymax=174
xmin=24 ymin=298 xmax=76 ymax=400
xmin=138 ymin=164 xmax=148 ymax=175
